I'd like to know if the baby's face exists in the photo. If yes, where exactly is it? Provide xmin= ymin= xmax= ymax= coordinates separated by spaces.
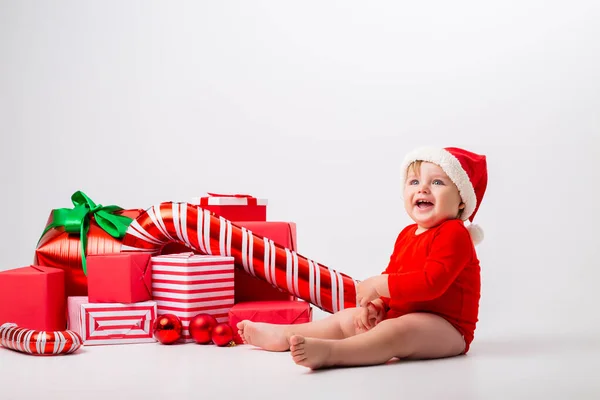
xmin=404 ymin=162 xmax=464 ymax=231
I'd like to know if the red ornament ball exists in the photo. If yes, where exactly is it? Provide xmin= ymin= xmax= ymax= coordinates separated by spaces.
xmin=211 ymin=323 xmax=234 ymax=347
xmin=153 ymin=314 xmax=182 ymax=345
xmin=189 ymin=313 xmax=218 ymax=344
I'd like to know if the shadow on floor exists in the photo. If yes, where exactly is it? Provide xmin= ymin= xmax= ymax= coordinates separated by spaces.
xmin=470 ymin=333 xmax=600 ymax=358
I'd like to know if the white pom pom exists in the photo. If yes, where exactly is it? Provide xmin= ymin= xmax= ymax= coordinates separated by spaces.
xmin=467 ymin=224 xmax=484 ymax=246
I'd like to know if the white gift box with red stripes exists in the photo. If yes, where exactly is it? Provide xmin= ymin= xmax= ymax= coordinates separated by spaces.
xmin=151 ymin=252 xmax=235 ymax=343
xmin=67 ymin=296 xmax=158 ymax=346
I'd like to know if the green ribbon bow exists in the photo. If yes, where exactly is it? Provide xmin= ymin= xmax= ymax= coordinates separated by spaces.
xmin=38 ymin=191 xmax=134 ymax=275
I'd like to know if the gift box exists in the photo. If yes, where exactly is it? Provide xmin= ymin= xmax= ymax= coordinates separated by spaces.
xmin=34 ymin=191 xmax=144 ymax=297
xmin=228 ymin=300 xmax=312 ymax=344
xmin=191 ymin=193 xmax=267 ymax=222
xmin=0 ymin=266 xmax=66 ymax=331
xmin=67 ymin=296 xmax=157 ymax=345
xmin=87 ymin=253 xmax=152 ymax=304
xmin=151 ymin=252 xmax=235 ymax=343
xmin=233 ymin=221 xmax=297 ymax=303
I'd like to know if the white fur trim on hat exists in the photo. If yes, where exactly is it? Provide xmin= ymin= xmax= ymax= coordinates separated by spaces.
xmin=401 ymin=147 xmax=478 ymax=222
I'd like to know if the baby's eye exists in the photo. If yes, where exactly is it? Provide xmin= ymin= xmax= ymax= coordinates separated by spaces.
xmin=409 ymin=179 xmax=419 ymax=185
xmin=432 ymin=179 xmax=445 ymax=185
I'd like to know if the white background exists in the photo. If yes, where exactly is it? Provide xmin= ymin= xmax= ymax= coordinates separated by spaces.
xmin=1 ymin=0 xmax=599 ymax=354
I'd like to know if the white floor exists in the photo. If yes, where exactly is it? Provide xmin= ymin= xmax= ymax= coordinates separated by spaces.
xmin=1 ymin=323 xmax=599 ymax=400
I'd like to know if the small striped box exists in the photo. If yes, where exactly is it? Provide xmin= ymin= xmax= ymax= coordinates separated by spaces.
xmin=151 ymin=252 xmax=235 ymax=343
xmin=67 ymin=296 xmax=158 ymax=346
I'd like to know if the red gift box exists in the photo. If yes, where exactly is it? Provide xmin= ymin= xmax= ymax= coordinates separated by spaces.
xmin=228 ymin=300 xmax=312 ymax=344
xmin=34 ymin=192 xmax=144 ymax=298
xmin=0 ymin=266 xmax=66 ymax=331
xmin=191 ymin=193 xmax=267 ymax=222
xmin=232 ymin=221 xmax=297 ymax=303
xmin=86 ymin=253 xmax=153 ymax=304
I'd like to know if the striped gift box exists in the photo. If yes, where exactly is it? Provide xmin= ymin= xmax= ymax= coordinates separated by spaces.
xmin=67 ymin=296 xmax=158 ymax=346
xmin=151 ymin=252 xmax=235 ymax=343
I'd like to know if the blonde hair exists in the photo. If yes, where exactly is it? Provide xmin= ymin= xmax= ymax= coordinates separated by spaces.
xmin=406 ymin=160 xmax=423 ymax=177
xmin=405 ymin=160 xmax=465 ymax=220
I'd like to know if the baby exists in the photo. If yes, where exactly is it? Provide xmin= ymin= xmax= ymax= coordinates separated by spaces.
xmin=238 ymin=146 xmax=488 ymax=369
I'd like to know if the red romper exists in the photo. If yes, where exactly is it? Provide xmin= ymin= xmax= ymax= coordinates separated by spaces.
xmin=380 ymin=219 xmax=481 ymax=353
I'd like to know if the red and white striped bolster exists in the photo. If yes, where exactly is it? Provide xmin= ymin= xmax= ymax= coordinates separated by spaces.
xmin=0 ymin=323 xmax=83 ymax=356
xmin=121 ymin=202 xmax=358 ymax=314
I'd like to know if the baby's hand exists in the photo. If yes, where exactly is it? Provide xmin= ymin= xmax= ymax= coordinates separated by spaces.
xmin=354 ymin=302 xmax=384 ymax=333
xmin=356 ymin=275 xmax=387 ymax=307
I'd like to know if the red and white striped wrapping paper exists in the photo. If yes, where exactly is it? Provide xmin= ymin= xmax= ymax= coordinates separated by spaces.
xmin=67 ymin=296 xmax=157 ymax=346
xmin=151 ymin=253 xmax=235 ymax=343
xmin=0 ymin=322 xmax=82 ymax=356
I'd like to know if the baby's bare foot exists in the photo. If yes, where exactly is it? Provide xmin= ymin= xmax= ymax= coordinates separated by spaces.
xmin=237 ymin=320 xmax=290 ymax=351
xmin=289 ymin=335 xmax=333 ymax=369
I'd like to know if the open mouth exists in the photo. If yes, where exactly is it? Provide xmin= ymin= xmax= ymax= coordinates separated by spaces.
xmin=415 ymin=199 xmax=434 ymax=209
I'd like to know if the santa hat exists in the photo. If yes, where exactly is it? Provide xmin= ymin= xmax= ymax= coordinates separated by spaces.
xmin=400 ymin=146 xmax=488 ymax=245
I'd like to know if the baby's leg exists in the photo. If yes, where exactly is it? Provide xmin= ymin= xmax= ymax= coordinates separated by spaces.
xmin=289 ymin=312 xmax=465 ymax=369
xmin=237 ymin=307 xmax=360 ymax=351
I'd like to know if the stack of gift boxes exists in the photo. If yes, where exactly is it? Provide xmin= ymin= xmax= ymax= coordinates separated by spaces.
xmin=0 ymin=194 xmax=312 ymax=347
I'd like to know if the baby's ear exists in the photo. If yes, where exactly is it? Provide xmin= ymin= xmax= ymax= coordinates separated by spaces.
xmin=459 ymin=202 xmax=466 ymax=210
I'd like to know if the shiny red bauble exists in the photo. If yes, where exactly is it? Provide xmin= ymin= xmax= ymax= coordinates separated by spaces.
xmin=211 ymin=323 xmax=234 ymax=347
xmin=189 ymin=313 xmax=218 ymax=344
xmin=153 ymin=314 xmax=183 ymax=345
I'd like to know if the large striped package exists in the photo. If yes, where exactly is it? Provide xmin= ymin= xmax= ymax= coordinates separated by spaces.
xmin=151 ymin=252 xmax=235 ymax=343
xmin=67 ymin=296 xmax=157 ymax=346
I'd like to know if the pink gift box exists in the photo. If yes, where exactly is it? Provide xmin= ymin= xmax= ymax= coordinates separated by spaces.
xmin=151 ymin=252 xmax=235 ymax=343
xmin=86 ymin=253 xmax=152 ymax=304
xmin=67 ymin=296 xmax=157 ymax=346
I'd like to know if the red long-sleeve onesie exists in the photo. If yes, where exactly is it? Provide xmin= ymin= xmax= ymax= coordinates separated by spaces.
xmin=380 ymin=219 xmax=481 ymax=353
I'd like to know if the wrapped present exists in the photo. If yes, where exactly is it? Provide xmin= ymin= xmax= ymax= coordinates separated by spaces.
xmin=228 ymin=300 xmax=312 ymax=344
xmin=151 ymin=252 xmax=235 ymax=343
xmin=191 ymin=193 xmax=267 ymax=221
xmin=34 ymin=191 xmax=144 ymax=297
xmin=0 ymin=266 xmax=66 ymax=331
xmin=87 ymin=253 xmax=152 ymax=304
xmin=67 ymin=296 xmax=157 ymax=345
xmin=233 ymin=221 xmax=297 ymax=303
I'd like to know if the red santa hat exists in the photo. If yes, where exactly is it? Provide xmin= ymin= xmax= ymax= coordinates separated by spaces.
xmin=400 ymin=146 xmax=488 ymax=245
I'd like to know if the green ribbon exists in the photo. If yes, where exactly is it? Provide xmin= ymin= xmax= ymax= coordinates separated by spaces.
xmin=38 ymin=191 xmax=134 ymax=275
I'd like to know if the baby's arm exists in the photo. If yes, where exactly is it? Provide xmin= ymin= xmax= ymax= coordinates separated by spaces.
xmin=387 ymin=223 xmax=473 ymax=302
